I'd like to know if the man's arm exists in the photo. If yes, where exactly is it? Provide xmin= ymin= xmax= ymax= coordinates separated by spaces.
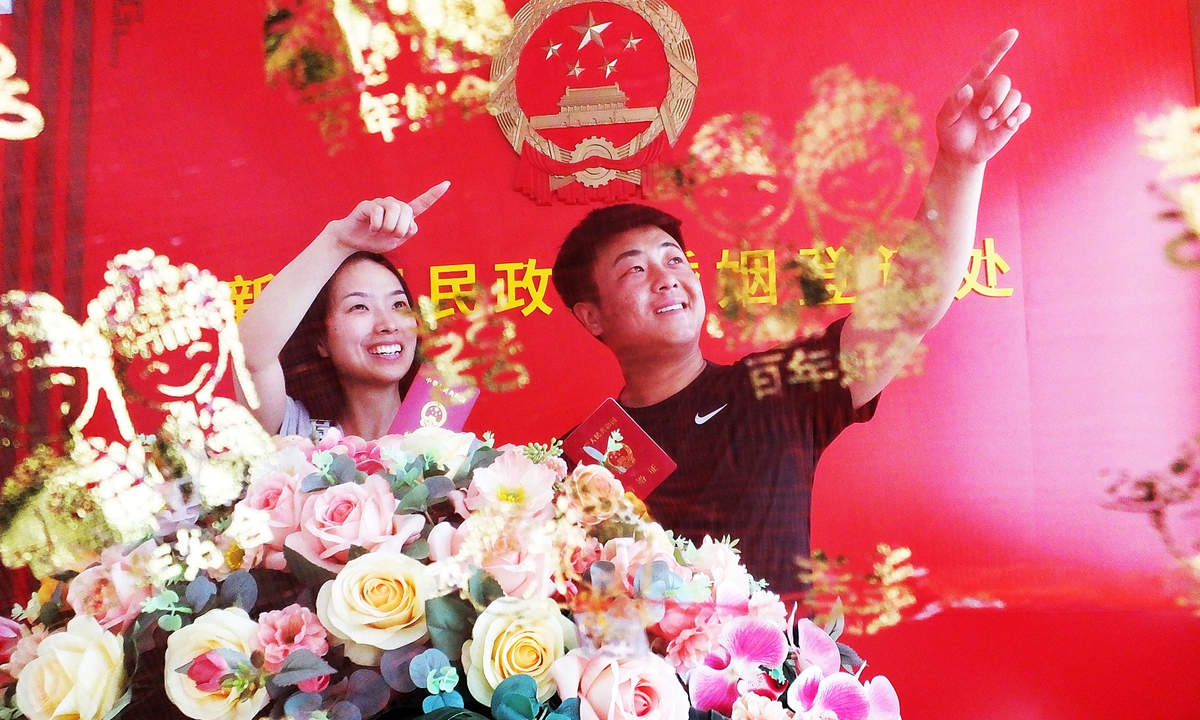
xmin=842 ymin=30 xmax=1030 ymax=409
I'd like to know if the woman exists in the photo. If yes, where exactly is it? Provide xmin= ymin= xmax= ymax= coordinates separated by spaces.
xmin=237 ymin=182 xmax=448 ymax=440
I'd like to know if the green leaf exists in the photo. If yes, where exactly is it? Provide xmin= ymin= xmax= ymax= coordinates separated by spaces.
xmin=185 ymin=575 xmax=218 ymax=614
xmin=837 ymin=641 xmax=864 ymax=670
xmin=158 ymin=613 xmax=183 ymax=632
xmin=329 ymin=454 xmax=359 ymax=485
xmin=468 ymin=571 xmax=504 ymax=608
xmin=401 ymin=483 xmax=431 ymax=511
xmin=101 ymin=684 xmax=132 ymax=720
xmin=282 ymin=544 xmax=338 ymax=586
xmin=403 ymin=538 xmax=430 ymax=561
xmin=300 ymin=473 xmax=330 ymax=493
xmin=272 ymin=649 xmax=336 ymax=688
xmin=218 ymin=571 xmax=259 ymax=612
xmin=424 ymin=594 xmax=475 ymax=660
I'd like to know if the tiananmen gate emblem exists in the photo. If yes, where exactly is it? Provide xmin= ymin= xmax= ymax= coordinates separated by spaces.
xmin=490 ymin=0 xmax=698 ymax=204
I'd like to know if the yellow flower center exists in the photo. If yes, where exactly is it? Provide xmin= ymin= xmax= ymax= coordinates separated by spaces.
xmin=497 ymin=486 xmax=525 ymax=504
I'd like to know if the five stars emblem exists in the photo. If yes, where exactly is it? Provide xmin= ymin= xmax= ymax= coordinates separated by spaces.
xmin=571 ymin=11 xmax=612 ymax=50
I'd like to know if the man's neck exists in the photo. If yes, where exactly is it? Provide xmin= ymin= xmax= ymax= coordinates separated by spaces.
xmin=616 ymin=345 xmax=706 ymax=408
xmin=337 ymin=382 xmax=402 ymax=440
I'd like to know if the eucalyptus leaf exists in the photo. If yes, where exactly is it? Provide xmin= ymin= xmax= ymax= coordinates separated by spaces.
xmin=283 ymin=692 xmax=324 ymax=720
xmin=218 ymin=570 xmax=259 ymax=612
xmin=495 ymin=693 xmax=539 ymax=720
xmin=409 ymin=709 xmax=489 ymax=720
xmin=403 ymin=538 xmax=430 ymax=561
xmin=381 ymin=644 xmax=426 ymax=693
xmin=548 ymin=698 xmax=581 ymax=720
xmin=347 ymin=669 xmax=391 ymax=718
xmin=158 ymin=613 xmax=183 ymax=632
xmin=330 ymin=701 xmax=362 ymax=720
xmin=587 ymin=561 xmax=618 ymax=595
xmin=329 ymin=454 xmax=360 ymax=485
xmin=300 ymin=473 xmax=330 ymax=493
xmin=409 ymin=648 xmax=451 ymax=688
xmin=423 ymin=476 xmax=455 ymax=500
xmin=185 ymin=574 xmax=218 ymax=613
xmin=401 ymin=483 xmax=431 ymax=511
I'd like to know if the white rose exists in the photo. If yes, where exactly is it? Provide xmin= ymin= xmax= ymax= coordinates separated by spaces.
xmin=15 ymin=616 xmax=126 ymax=720
xmin=462 ymin=596 xmax=577 ymax=705
xmin=163 ymin=608 xmax=267 ymax=720
xmin=316 ymin=551 xmax=431 ymax=666
xmin=385 ymin=428 xmax=476 ymax=478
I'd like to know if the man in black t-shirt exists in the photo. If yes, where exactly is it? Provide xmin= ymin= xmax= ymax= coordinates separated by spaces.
xmin=551 ymin=31 xmax=1029 ymax=598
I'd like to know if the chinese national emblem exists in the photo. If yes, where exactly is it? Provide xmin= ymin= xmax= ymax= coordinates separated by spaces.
xmin=490 ymin=0 xmax=698 ymax=204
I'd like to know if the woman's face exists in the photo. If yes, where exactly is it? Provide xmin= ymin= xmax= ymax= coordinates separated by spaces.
xmin=320 ymin=258 xmax=418 ymax=389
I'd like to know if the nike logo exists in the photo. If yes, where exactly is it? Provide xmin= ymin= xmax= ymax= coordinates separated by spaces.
xmin=694 ymin=404 xmax=727 ymax=425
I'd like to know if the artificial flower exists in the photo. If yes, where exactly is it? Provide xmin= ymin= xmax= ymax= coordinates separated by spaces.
xmin=163 ymin=608 xmax=267 ymax=720
xmin=552 ymin=648 xmax=690 ymax=720
xmin=689 ymin=617 xmax=788 ymax=717
xmin=462 ymin=596 xmax=577 ymax=704
xmin=316 ymin=551 xmax=431 ymax=666
xmin=14 ymin=616 xmax=126 ymax=720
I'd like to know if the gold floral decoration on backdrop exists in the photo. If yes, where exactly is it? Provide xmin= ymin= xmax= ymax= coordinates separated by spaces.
xmin=797 ymin=544 xmax=922 ymax=635
xmin=0 ymin=42 xmax=44 ymax=141
xmin=0 ymin=251 xmax=272 ymax=577
xmin=265 ymin=0 xmax=511 ymax=150
xmin=1140 ymin=105 xmax=1200 ymax=267
xmin=649 ymin=67 xmax=934 ymax=353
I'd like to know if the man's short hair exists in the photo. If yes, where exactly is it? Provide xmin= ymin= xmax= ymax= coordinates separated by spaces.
xmin=552 ymin=203 xmax=685 ymax=309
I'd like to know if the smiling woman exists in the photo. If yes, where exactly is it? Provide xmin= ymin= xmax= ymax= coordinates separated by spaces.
xmin=236 ymin=183 xmax=449 ymax=440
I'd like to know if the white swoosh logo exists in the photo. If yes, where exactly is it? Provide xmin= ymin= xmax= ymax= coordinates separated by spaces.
xmin=694 ymin=404 xmax=727 ymax=425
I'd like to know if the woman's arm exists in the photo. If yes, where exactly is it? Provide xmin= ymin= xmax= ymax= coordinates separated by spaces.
xmin=235 ymin=182 xmax=449 ymax=432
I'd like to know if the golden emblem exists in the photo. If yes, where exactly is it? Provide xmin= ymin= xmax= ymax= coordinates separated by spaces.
xmin=490 ymin=0 xmax=698 ymax=198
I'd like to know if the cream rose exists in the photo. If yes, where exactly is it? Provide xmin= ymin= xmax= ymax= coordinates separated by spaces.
xmin=15 ymin=616 xmax=126 ymax=720
xmin=163 ymin=608 xmax=267 ymax=720
xmin=462 ymin=596 xmax=577 ymax=704
xmin=316 ymin=551 xmax=431 ymax=666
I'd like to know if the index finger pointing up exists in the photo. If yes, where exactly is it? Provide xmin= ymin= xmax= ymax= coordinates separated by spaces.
xmin=960 ymin=29 xmax=1018 ymax=89
xmin=409 ymin=180 xmax=451 ymax=217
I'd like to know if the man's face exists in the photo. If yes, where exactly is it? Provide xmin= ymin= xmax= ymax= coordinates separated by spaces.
xmin=576 ymin=225 xmax=705 ymax=356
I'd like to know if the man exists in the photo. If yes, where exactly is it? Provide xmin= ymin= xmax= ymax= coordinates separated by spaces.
xmin=552 ymin=31 xmax=1029 ymax=598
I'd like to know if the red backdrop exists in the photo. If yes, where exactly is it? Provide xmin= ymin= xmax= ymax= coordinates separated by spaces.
xmin=3 ymin=0 xmax=1200 ymax=717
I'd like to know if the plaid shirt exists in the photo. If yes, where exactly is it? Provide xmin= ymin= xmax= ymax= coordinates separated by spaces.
xmin=624 ymin=317 xmax=877 ymax=599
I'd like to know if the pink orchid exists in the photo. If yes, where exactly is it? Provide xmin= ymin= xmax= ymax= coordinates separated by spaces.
xmin=689 ymin=616 xmax=788 ymax=717
xmin=785 ymin=667 xmax=900 ymax=720
xmin=791 ymin=619 xmax=841 ymax=677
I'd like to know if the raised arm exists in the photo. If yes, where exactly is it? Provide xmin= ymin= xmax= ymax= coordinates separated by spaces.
xmin=842 ymin=30 xmax=1030 ymax=408
xmin=236 ymin=182 xmax=449 ymax=432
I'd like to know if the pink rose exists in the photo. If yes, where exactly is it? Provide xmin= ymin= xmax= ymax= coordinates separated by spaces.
xmin=317 ymin=430 xmax=386 ymax=476
xmin=186 ymin=651 xmax=233 ymax=693
xmin=256 ymin=605 xmax=329 ymax=673
xmin=552 ymin=649 xmax=689 ymax=720
xmin=65 ymin=542 xmax=154 ymax=632
xmin=481 ymin=535 xmax=553 ymax=599
xmin=284 ymin=475 xmax=424 ymax=573
xmin=240 ymin=470 xmax=306 ymax=570
xmin=2 ymin=625 xmax=47 ymax=679
xmin=600 ymin=538 xmax=682 ymax=595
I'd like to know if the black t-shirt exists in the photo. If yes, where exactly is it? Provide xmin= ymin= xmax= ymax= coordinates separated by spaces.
xmin=622 ymin=317 xmax=877 ymax=598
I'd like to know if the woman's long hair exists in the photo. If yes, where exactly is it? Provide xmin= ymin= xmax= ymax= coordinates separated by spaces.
xmin=279 ymin=252 xmax=420 ymax=424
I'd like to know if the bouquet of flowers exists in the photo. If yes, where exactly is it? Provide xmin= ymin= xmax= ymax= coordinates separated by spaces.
xmin=0 ymin=251 xmax=901 ymax=720
xmin=0 ymin=424 xmax=900 ymax=720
